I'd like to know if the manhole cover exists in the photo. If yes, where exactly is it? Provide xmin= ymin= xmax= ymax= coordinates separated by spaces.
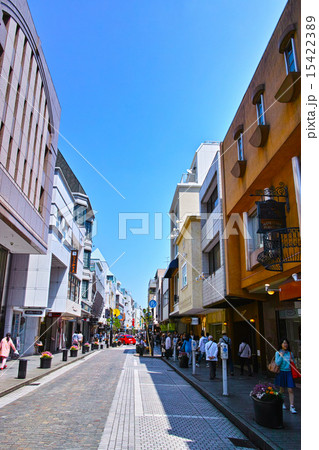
xmin=228 ymin=438 xmax=257 ymax=448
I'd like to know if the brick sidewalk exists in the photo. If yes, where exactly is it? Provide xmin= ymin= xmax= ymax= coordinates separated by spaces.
xmin=162 ymin=356 xmax=300 ymax=450
xmin=0 ymin=347 xmax=103 ymax=397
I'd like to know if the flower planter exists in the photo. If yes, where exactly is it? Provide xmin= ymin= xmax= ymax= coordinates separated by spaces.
xmin=40 ymin=358 xmax=52 ymax=369
xmin=84 ymin=346 xmax=90 ymax=353
xmin=179 ymin=354 xmax=189 ymax=368
xmin=70 ymin=350 xmax=78 ymax=357
xmin=251 ymin=396 xmax=283 ymax=429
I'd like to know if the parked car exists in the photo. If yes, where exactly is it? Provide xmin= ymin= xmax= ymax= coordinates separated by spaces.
xmin=118 ymin=334 xmax=136 ymax=345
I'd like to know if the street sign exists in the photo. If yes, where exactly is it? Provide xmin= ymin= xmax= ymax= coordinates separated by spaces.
xmin=149 ymin=300 xmax=157 ymax=308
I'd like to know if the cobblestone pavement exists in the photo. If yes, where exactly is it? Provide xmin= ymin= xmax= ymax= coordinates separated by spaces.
xmin=0 ymin=347 xmax=255 ymax=449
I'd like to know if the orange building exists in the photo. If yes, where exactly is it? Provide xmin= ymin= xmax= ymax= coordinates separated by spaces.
xmin=220 ymin=0 xmax=301 ymax=372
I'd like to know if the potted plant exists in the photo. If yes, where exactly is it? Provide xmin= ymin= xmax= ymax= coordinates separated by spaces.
xmin=84 ymin=342 xmax=90 ymax=353
xmin=70 ymin=345 xmax=78 ymax=357
xmin=178 ymin=351 xmax=189 ymax=368
xmin=250 ymin=382 xmax=283 ymax=428
xmin=40 ymin=351 xmax=53 ymax=369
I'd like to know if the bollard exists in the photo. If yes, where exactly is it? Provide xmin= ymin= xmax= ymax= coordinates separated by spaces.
xmin=18 ymin=359 xmax=28 ymax=379
xmin=100 ymin=344 xmax=104 ymax=350
xmin=91 ymin=343 xmax=94 ymax=351
xmin=62 ymin=349 xmax=68 ymax=361
xmin=82 ymin=345 xmax=86 ymax=354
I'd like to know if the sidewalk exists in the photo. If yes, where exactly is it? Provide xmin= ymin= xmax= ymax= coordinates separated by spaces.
xmin=162 ymin=356 xmax=300 ymax=450
xmin=0 ymin=347 xmax=101 ymax=397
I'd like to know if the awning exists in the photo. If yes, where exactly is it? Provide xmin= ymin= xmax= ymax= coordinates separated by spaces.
xmin=164 ymin=257 xmax=178 ymax=278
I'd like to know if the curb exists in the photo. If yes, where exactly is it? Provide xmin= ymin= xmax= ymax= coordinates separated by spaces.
xmin=0 ymin=349 xmax=100 ymax=399
xmin=162 ymin=357 xmax=280 ymax=450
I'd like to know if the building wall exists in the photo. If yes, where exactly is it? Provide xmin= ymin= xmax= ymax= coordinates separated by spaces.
xmin=0 ymin=0 xmax=61 ymax=255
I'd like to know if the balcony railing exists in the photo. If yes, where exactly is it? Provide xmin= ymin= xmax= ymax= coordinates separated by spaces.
xmin=180 ymin=172 xmax=197 ymax=184
xmin=257 ymin=227 xmax=301 ymax=271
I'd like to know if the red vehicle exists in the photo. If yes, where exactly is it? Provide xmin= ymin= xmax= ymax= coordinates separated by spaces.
xmin=118 ymin=334 xmax=136 ymax=345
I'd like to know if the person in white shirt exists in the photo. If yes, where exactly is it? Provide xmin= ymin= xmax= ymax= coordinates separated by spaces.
xmin=196 ymin=331 xmax=208 ymax=367
xmin=165 ymin=333 xmax=172 ymax=359
xmin=77 ymin=332 xmax=83 ymax=348
xmin=205 ymin=335 xmax=218 ymax=380
xmin=238 ymin=340 xmax=252 ymax=376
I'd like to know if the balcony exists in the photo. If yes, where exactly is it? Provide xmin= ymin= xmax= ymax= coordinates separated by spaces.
xmin=180 ymin=172 xmax=197 ymax=184
xmin=257 ymin=227 xmax=301 ymax=271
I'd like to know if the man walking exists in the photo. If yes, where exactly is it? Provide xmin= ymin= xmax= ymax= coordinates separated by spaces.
xmin=219 ymin=332 xmax=234 ymax=375
xmin=238 ymin=339 xmax=252 ymax=376
xmin=205 ymin=336 xmax=218 ymax=380
xmin=165 ymin=333 xmax=172 ymax=359
xmin=196 ymin=331 xmax=208 ymax=367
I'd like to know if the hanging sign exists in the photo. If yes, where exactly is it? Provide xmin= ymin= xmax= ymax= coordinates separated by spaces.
xmin=256 ymin=200 xmax=286 ymax=233
xmin=70 ymin=250 xmax=78 ymax=274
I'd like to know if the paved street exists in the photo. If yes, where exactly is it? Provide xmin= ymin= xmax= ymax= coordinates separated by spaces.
xmin=0 ymin=347 xmax=255 ymax=449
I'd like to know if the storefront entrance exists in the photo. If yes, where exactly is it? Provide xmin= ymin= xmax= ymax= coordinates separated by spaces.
xmin=277 ymin=307 xmax=301 ymax=369
xmin=233 ymin=320 xmax=258 ymax=373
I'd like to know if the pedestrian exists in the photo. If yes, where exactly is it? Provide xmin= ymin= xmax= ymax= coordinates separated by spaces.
xmin=77 ymin=331 xmax=83 ymax=348
xmin=219 ymin=332 xmax=234 ymax=375
xmin=165 ymin=333 xmax=172 ymax=359
xmin=149 ymin=333 xmax=155 ymax=357
xmin=72 ymin=330 xmax=79 ymax=347
xmin=181 ymin=333 xmax=192 ymax=366
xmin=196 ymin=331 xmax=208 ymax=367
xmin=205 ymin=336 xmax=218 ymax=380
xmin=0 ymin=333 xmax=19 ymax=370
xmin=139 ymin=336 xmax=146 ymax=356
xmin=275 ymin=338 xmax=297 ymax=414
xmin=238 ymin=339 xmax=252 ymax=376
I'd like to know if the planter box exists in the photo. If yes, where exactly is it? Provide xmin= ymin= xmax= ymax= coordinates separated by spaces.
xmin=84 ymin=346 xmax=90 ymax=353
xmin=252 ymin=396 xmax=283 ymax=429
xmin=70 ymin=350 xmax=78 ymax=357
xmin=40 ymin=358 xmax=52 ymax=369
xmin=179 ymin=355 xmax=189 ymax=368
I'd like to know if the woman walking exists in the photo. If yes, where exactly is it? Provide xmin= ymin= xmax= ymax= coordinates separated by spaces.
xmin=275 ymin=338 xmax=297 ymax=414
xmin=0 ymin=333 xmax=19 ymax=370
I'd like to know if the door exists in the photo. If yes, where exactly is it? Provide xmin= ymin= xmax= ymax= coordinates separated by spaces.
xmin=233 ymin=320 xmax=258 ymax=373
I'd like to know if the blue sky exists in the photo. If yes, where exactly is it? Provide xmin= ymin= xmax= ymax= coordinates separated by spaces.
xmin=28 ymin=0 xmax=287 ymax=307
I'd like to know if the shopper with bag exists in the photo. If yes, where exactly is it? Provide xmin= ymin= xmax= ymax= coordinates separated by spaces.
xmin=0 ymin=333 xmax=19 ymax=370
xmin=238 ymin=339 xmax=252 ymax=376
xmin=275 ymin=338 xmax=299 ymax=414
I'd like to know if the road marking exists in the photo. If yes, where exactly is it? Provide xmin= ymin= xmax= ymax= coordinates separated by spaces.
xmin=0 ymin=351 xmax=99 ymax=410
xmin=134 ymin=369 xmax=143 ymax=417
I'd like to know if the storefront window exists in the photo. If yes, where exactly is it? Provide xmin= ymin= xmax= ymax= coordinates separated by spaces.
xmin=278 ymin=308 xmax=301 ymax=369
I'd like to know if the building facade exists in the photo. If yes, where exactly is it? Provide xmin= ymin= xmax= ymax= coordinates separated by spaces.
xmin=0 ymin=0 xmax=61 ymax=341
xmin=220 ymin=0 xmax=301 ymax=371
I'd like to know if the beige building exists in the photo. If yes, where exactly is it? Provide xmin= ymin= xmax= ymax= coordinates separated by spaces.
xmin=0 ymin=0 xmax=61 ymax=337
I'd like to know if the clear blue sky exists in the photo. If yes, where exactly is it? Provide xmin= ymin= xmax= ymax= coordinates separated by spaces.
xmin=28 ymin=0 xmax=287 ymax=307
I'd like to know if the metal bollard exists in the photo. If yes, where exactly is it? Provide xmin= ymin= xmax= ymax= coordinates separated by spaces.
xmin=91 ymin=343 xmax=94 ymax=351
xmin=18 ymin=359 xmax=28 ymax=379
xmin=62 ymin=349 xmax=68 ymax=362
xmin=82 ymin=345 xmax=86 ymax=354
xmin=100 ymin=344 xmax=104 ymax=350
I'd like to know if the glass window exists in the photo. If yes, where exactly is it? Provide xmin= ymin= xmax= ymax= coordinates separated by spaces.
xmin=85 ymin=221 xmax=92 ymax=237
xmin=237 ymin=134 xmax=244 ymax=161
xmin=182 ymin=263 xmax=187 ymax=288
xmin=82 ymin=280 xmax=89 ymax=299
xmin=83 ymin=250 xmax=91 ymax=269
xmin=248 ymin=211 xmax=263 ymax=252
xmin=163 ymin=290 xmax=169 ymax=306
xmin=207 ymin=187 xmax=219 ymax=214
xmin=208 ymin=242 xmax=221 ymax=274
xmin=256 ymin=95 xmax=265 ymax=125
xmin=74 ymin=205 xmax=86 ymax=225
xmin=284 ymin=38 xmax=297 ymax=73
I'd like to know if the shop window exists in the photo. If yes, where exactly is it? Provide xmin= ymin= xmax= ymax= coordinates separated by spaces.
xmin=248 ymin=211 xmax=263 ymax=252
xmin=83 ymin=250 xmax=91 ymax=269
xmin=208 ymin=241 xmax=221 ymax=274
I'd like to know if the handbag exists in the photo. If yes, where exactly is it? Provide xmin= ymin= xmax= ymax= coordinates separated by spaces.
xmin=267 ymin=355 xmax=280 ymax=374
xmin=290 ymin=352 xmax=301 ymax=379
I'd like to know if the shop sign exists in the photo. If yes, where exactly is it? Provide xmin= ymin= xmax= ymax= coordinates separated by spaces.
xmin=191 ymin=317 xmax=199 ymax=325
xmin=70 ymin=250 xmax=78 ymax=274
xmin=23 ymin=309 xmax=45 ymax=318
xmin=279 ymin=309 xmax=301 ymax=319
xmin=256 ymin=200 xmax=286 ymax=233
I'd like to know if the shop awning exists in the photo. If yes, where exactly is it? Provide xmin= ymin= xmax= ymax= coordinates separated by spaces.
xmin=164 ymin=257 xmax=178 ymax=278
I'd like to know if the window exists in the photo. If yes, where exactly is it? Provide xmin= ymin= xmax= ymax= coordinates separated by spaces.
xmin=182 ymin=263 xmax=187 ymax=288
xmin=237 ymin=134 xmax=244 ymax=161
xmin=284 ymin=38 xmax=297 ymax=73
xmin=256 ymin=95 xmax=265 ymax=125
xmin=248 ymin=211 xmax=263 ymax=252
xmin=207 ymin=187 xmax=219 ymax=214
xmin=163 ymin=290 xmax=169 ymax=306
xmin=85 ymin=220 xmax=92 ymax=237
xmin=74 ymin=204 xmax=86 ymax=225
xmin=81 ymin=280 xmax=89 ymax=299
xmin=208 ymin=242 xmax=221 ymax=274
xmin=83 ymin=250 xmax=91 ymax=269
